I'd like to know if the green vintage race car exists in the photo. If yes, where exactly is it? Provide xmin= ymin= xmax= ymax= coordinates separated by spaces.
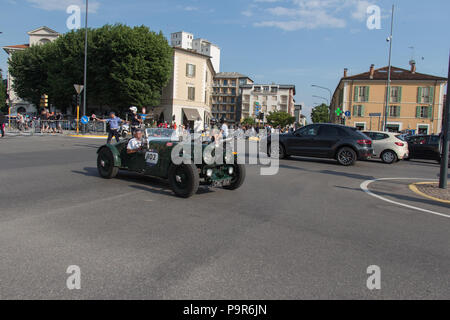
xmin=96 ymin=128 xmax=246 ymax=198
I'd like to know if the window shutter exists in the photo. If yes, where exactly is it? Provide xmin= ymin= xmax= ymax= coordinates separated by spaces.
xmin=365 ymin=87 xmax=370 ymax=102
xmin=417 ymin=87 xmax=422 ymax=103
xmin=428 ymin=106 xmax=433 ymax=119
xmin=429 ymin=86 xmax=434 ymax=104
xmin=361 ymin=105 xmax=365 ymax=117
xmin=397 ymin=106 xmax=401 ymax=118
xmin=186 ymin=64 xmax=189 ymax=77
xmin=352 ymin=105 xmax=357 ymax=116
xmin=416 ymin=106 xmax=421 ymax=118
xmin=398 ymin=87 xmax=402 ymax=102
xmin=354 ymin=86 xmax=359 ymax=102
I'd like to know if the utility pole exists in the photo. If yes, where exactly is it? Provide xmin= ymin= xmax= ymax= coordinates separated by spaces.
xmin=383 ymin=5 xmax=395 ymax=132
xmin=82 ymin=0 xmax=88 ymax=132
xmin=439 ymin=52 xmax=450 ymax=189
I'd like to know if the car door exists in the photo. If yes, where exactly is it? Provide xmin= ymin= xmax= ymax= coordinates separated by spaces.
xmin=424 ymin=136 xmax=440 ymax=160
xmin=316 ymin=125 xmax=342 ymax=157
xmin=286 ymin=125 xmax=320 ymax=156
xmin=408 ymin=136 xmax=428 ymax=159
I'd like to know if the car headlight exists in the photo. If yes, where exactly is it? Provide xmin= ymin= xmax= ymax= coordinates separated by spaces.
xmin=228 ymin=167 xmax=234 ymax=175
xmin=206 ymin=169 xmax=213 ymax=177
xmin=204 ymin=152 xmax=214 ymax=165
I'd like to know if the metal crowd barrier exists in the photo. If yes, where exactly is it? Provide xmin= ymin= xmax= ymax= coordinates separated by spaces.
xmin=3 ymin=120 xmax=107 ymax=135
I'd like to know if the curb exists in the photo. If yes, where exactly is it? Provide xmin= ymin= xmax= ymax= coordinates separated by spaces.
xmin=409 ymin=182 xmax=450 ymax=204
xmin=68 ymin=135 xmax=108 ymax=139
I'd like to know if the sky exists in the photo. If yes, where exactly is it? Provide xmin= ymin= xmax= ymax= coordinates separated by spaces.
xmin=0 ymin=0 xmax=449 ymax=120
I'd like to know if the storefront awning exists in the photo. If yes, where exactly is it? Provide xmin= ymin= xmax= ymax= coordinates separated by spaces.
xmin=182 ymin=108 xmax=201 ymax=121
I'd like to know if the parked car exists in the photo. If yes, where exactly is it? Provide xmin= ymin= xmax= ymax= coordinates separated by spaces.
xmin=405 ymin=135 xmax=449 ymax=165
xmin=265 ymin=124 xmax=374 ymax=166
xmin=96 ymin=128 xmax=246 ymax=198
xmin=362 ymin=131 xmax=409 ymax=164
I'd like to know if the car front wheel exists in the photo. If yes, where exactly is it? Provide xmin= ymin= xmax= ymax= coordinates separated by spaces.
xmin=269 ymin=143 xmax=288 ymax=159
xmin=381 ymin=150 xmax=398 ymax=164
xmin=97 ymin=148 xmax=119 ymax=179
xmin=168 ymin=164 xmax=200 ymax=198
xmin=224 ymin=164 xmax=246 ymax=190
xmin=336 ymin=147 xmax=357 ymax=166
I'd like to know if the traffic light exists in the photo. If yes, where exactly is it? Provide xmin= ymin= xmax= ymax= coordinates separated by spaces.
xmin=40 ymin=94 xmax=48 ymax=108
xmin=259 ymin=112 xmax=265 ymax=120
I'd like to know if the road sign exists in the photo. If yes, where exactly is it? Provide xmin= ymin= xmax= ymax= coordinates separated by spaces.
xmin=81 ymin=116 xmax=89 ymax=125
xmin=345 ymin=111 xmax=351 ymax=117
xmin=74 ymin=84 xmax=84 ymax=95
xmin=369 ymin=113 xmax=382 ymax=117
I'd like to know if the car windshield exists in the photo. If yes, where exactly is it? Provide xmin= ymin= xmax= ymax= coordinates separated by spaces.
xmin=145 ymin=128 xmax=178 ymax=140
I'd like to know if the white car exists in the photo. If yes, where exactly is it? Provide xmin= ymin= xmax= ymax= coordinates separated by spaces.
xmin=363 ymin=131 xmax=409 ymax=164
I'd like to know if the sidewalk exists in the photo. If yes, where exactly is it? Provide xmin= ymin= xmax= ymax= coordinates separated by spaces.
xmin=409 ymin=182 xmax=450 ymax=204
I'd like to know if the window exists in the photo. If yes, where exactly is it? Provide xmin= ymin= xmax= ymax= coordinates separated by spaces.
xmin=231 ymin=80 xmax=236 ymax=86
xmin=416 ymin=106 xmax=433 ymax=119
xmin=364 ymin=132 xmax=389 ymax=141
xmin=352 ymin=105 xmax=365 ymax=117
xmin=230 ymin=106 xmax=235 ymax=112
xmin=281 ymin=95 xmax=288 ymax=103
xmin=418 ymin=87 xmax=434 ymax=104
xmin=418 ymin=125 xmax=430 ymax=135
xmin=239 ymin=79 xmax=247 ymax=85
xmin=186 ymin=64 xmax=196 ymax=78
xmin=271 ymin=87 xmax=278 ymax=93
xmin=223 ymin=80 xmax=228 ymax=86
xmin=390 ymin=87 xmax=402 ymax=103
xmin=389 ymin=106 xmax=401 ymax=117
xmin=354 ymin=86 xmax=369 ymax=102
xmin=263 ymin=86 xmax=270 ymax=92
xmin=272 ymin=96 xmax=277 ymax=101
xmin=297 ymin=125 xmax=319 ymax=136
xmin=319 ymin=126 xmax=344 ymax=137
xmin=243 ymin=95 xmax=250 ymax=102
xmin=188 ymin=87 xmax=195 ymax=101
xmin=254 ymin=86 xmax=261 ymax=92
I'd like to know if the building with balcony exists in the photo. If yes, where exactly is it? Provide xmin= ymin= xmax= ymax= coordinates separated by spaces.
xmin=240 ymin=84 xmax=296 ymax=122
xmin=2 ymin=26 xmax=60 ymax=115
xmin=170 ymin=31 xmax=220 ymax=73
xmin=154 ymin=47 xmax=215 ymax=129
xmin=330 ymin=63 xmax=448 ymax=134
xmin=211 ymin=72 xmax=253 ymax=123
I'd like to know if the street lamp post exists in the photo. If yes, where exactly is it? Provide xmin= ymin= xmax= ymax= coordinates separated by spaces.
xmin=82 ymin=0 xmax=88 ymax=132
xmin=383 ymin=5 xmax=395 ymax=132
xmin=438 ymin=52 xmax=450 ymax=189
xmin=311 ymin=85 xmax=332 ymax=105
xmin=312 ymin=95 xmax=329 ymax=105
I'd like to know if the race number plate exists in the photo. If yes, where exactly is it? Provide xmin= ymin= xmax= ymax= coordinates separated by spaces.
xmin=211 ymin=179 xmax=232 ymax=187
xmin=145 ymin=151 xmax=159 ymax=166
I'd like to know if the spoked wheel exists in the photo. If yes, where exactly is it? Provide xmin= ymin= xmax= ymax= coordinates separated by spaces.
xmin=97 ymin=148 xmax=119 ymax=179
xmin=168 ymin=164 xmax=199 ymax=198
xmin=336 ymin=147 xmax=357 ymax=166
xmin=224 ymin=164 xmax=246 ymax=190
xmin=381 ymin=150 xmax=398 ymax=164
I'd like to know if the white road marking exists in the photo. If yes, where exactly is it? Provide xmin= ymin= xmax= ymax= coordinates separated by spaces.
xmin=360 ymin=178 xmax=450 ymax=219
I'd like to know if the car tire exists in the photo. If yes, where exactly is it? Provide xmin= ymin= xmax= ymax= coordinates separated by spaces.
xmin=336 ymin=147 xmax=357 ymax=166
xmin=224 ymin=164 xmax=246 ymax=191
xmin=168 ymin=164 xmax=199 ymax=198
xmin=97 ymin=148 xmax=119 ymax=179
xmin=381 ymin=150 xmax=398 ymax=164
xmin=269 ymin=143 xmax=288 ymax=159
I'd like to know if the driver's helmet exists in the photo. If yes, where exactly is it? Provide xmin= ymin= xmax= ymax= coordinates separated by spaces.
xmin=129 ymin=106 xmax=138 ymax=113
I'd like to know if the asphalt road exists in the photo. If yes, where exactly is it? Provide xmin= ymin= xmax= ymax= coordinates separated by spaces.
xmin=0 ymin=135 xmax=449 ymax=299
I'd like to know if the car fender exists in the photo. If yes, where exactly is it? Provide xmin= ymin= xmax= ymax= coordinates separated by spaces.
xmin=97 ymin=144 xmax=122 ymax=167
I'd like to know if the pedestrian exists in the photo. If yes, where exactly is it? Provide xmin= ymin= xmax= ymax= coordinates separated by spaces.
xmin=98 ymin=112 xmax=123 ymax=144
xmin=129 ymin=106 xmax=142 ymax=135
xmin=0 ymin=111 xmax=6 ymax=138
xmin=56 ymin=112 xmax=63 ymax=134
xmin=41 ymin=109 xmax=49 ymax=133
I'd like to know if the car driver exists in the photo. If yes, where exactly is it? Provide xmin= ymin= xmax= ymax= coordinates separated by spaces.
xmin=127 ymin=129 xmax=145 ymax=154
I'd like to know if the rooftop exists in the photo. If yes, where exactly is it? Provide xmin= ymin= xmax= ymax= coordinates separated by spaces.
xmin=215 ymin=72 xmax=250 ymax=79
xmin=343 ymin=66 xmax=447 ymax=81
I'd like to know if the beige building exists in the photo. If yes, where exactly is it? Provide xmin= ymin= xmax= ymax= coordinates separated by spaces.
xmin=330 ymin=64 xmax=447 ymax=134
xmin=240 ymin=84 xmax=296 ymax=122
xmin=212 ymin=72 xmax=253 ymax=123
xmin=156 ymin=47 xmax=215 ymax=129
xmin=2 ymin=26 xmax=60 ymax=115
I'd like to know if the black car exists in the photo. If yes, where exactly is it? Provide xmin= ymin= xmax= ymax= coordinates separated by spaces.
xmin=405 ymin=135 xmax=449 ymax=164
xmin=265 ymin=124 xmax=374 ymax=166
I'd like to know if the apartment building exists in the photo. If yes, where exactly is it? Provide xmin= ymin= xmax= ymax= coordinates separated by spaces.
xmin=211 ymin=72 xmax=253 ymax=123
xmin=330 ymin=64 xmax=447 ymax=134
xmin=2 ymin=26 xmax=60 ymax=115
xmin=170 ymin=31 xmax=221 ymax=73
xmin=156 ymin=47 xmax=215 ymax=129
xmin=240 ymin=84 xmax=296 ymax=122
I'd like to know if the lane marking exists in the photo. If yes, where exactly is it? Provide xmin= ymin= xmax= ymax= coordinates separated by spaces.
xmin=409 ymin=182 xmax=450 ymax=204
xmin=360 ymin=178 xmax=450 ymax=219
xmin=68 ymin=135 xmax=108 ymax=139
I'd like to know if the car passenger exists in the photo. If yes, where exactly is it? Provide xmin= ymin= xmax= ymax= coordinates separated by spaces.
xmin=127 ymin=129 xmax=144 ymax=154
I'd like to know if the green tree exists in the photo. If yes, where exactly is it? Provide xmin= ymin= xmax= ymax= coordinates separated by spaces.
xmin=241 ymin=117 xmax=256 ymax=126
xmin=9 ymin=24 xmax=173 ymax=113
xmin=266 ymin=111 xmax=295 ymax=128
xmin=0 ymin=77 xmax=7 ymax=113
xmin=311 ymin=104 xmax=330 ymax=124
